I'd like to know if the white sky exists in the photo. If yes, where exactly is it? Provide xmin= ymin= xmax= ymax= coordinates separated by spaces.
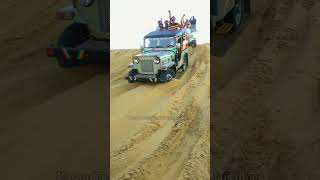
xmin=110 ymin=0 xmax=210 ymax=49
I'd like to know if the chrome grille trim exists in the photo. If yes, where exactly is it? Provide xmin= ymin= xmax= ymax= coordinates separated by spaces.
xmin=140 ymin=59 xmax=154 ymax=73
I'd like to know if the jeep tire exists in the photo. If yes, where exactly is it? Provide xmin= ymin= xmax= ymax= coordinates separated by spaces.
xmin=128 ymin=69 xmax=138 ymax=83
xmin=160 ymin=69 xmax=176 ymax=83
xmin=56 ymin=23 xmax=89 ymax=68
xmin=192 ymin=40 xmax=197 ymax=48
xmin=232 ymin=0 xmax=243 ymax=31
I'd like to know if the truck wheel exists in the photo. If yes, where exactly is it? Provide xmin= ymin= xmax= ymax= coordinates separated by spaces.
xmin=56 ymin=52 xmax=75 ymax=68
xmin=192 ymin=41 xmax=197 ymax=48
xmin=232 ymin=0 xmax=243 ymax=30
xmin=160 ymin=69 xmax=176 ymax=83
xmin=128 ymin=69 xmax=138 ymax=83
xmin=58 ymin=23 xmax=89 ymax=47
xmin=56 ymin=23 xmax=89 ymax=68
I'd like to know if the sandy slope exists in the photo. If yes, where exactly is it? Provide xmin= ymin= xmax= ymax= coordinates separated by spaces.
xmin=0 ymin=0 xmax=106 ymax=120
xmin=213 ymin=0 xmax=320 ymax=179
xmin=0 ymin=74 xmax=108 ymax=180
xmin=0 ymin=1 xmax=108 ymax=180
xmin=2 ymin=0 xmax=320 ymax=179
xmin=110 ymin=45 xmax=210 ymax=179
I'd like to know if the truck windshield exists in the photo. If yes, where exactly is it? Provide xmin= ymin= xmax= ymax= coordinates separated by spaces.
xmin=144 ymin=37 xmax=175 ymax=48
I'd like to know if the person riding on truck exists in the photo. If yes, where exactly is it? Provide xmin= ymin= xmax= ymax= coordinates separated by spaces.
xmin=189 ymin=16 xmax=197 ymax=30
xmin=190 ymin=16 xmax=196 ymax=26
xmin=168 ymin=10 xmax=181 ymax=30
xmin=185 ymin=21 xmax=191 ymax=34
xmin=157 ymin=11 xmax=190 ymax=31
xmin=156 ymin=18 xmax=164 ymax=30
xmin=180 ymin=14 xmax=186 ymax=27
xmin=164 ymin=20 xmax=169 ymax=29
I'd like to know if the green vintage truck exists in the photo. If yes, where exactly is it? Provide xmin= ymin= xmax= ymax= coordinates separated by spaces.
xmin=47 ymin=0 xmax=108 ymax=68
xmin=211 ymin=0 xmax=251 ymax=33
xmin=126 ymin=29 xmax=189 ymax=83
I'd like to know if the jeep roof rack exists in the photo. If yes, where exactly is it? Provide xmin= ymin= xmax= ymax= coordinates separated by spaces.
xmin=144 ymin=29 xmax=185 ymax=38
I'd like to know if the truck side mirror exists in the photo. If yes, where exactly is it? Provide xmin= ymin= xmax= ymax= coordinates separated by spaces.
xmin=176 ymin=43 xmax=181 ymax=49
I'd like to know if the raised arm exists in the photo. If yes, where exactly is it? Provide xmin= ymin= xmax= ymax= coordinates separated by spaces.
xmin=184 ymin=19 xmax=189 ymax=28
xmin=180 ymin=14 xmax=186 ymax=27
xmin=168 ymin=10 xmax=171 ymax=24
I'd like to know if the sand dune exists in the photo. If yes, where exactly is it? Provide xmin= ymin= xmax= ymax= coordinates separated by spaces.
xmin=0 ymin=1 xmax=107 ymax=180
xmin=213 ymin=0 xmax=320 ymax=179
xmin=110 ymin=44 xmax=210 ymax=179
xmin=1 ymin=0 xmax=320 ymax=179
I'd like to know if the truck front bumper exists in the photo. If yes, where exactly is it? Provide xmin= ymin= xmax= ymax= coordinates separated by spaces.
xmin=47 ymin=39 xmax=108 ymax=63
xmin=125 ymin=74 xmax=165 ymax=83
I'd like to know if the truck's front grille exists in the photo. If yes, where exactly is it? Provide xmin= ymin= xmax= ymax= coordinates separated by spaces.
xmin=98 ymin=0 xmax=108 ymax=33
xmin=140 ymin=59 xmax=154 ymax=73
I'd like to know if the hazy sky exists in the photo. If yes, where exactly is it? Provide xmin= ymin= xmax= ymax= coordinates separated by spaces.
xmin=110 ymin=0 xmax=210 ymax=49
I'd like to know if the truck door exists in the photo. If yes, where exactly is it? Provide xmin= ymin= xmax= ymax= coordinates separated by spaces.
xmin=176 ymin=36 xmax=183 ymax=61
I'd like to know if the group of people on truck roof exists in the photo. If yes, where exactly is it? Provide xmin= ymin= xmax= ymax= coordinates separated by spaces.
xmin=156 ymin=10 xmax=196 ymax=32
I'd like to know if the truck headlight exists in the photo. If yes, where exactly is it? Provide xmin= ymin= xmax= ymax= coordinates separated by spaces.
xmin=153 ymin=59 xmax=160 ymax=64
xmin=133 ymin=58 xmax=139 ymax=64
xmin=80 ymin=0 xmax=94 ymax=7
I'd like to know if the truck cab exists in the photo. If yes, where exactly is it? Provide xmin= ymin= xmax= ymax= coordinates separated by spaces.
xmin=127 ymin=29 xmax=189 ymax=83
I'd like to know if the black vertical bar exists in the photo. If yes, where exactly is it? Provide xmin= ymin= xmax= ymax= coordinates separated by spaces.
xmin=210 ymin=0 xmax=214 ymax=180
xmin=105 ymin=0 xmax=110 ymax=179
xmin=211 ymin=0 xmax=218 ymax=16
xmin=98 ymin=0 xmax=108 ymax=33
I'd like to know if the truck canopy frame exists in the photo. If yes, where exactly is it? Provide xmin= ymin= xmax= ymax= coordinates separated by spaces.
xmin=144 ymin=29 xmax=185 ymax=39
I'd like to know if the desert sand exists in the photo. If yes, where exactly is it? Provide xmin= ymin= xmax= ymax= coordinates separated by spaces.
xmin=1 ymin=0 xmax=320 ymax=179
xmin=213 ymin=0 xmax=320 ymax=179
xmin=110 ymin=0 xmax=320 ymax=179
xmin=0 ymin=1 xmax=107 ymax=180
xmin=110 ymin=44 xmax=210 ymax=179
